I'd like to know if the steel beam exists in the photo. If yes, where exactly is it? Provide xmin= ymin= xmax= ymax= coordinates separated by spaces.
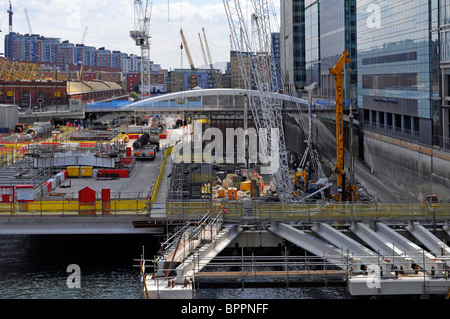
xmin=406 ymin=222 xmax=450 ymax=258
xmin=269 ymin=222 xmax=350 ymax=269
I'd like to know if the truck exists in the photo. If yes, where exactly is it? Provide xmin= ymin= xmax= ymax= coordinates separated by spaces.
xmin=134 ymin=143 xmax=157 ymax=160
xmin=149 ymin=127 xmax=160 ymax=152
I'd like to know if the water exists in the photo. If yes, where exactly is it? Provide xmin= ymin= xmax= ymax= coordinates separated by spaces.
xmin=0 ymin=235 xmax=347 ymax=299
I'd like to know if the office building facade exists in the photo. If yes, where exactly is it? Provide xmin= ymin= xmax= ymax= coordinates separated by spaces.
xmin=282 ymin=0 xmax=356 ymax=100
xmin=280 ymin=0 xmax=306 ymax=93
xmin=357 ymin=0 xmax=439 ymax=146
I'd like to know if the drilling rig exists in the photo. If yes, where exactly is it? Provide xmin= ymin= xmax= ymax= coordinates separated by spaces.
xmin=329 ymin=50 xmax=357 ymax=202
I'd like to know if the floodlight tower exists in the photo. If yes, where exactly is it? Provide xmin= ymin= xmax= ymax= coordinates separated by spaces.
xmin=130 ymin=0 xmax=153 ymax=99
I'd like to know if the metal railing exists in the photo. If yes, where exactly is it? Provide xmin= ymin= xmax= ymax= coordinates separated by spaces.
xmin=2 ymin=199 xmax=450 ymax=222
xmin=0 ymin=198 xmax=149 ymax=216
xmin=135 ymin=251 xmax=450 ymax=294
xmin=160 ymin=201 xmax=450 ymax=223
xmin=363 ymin=120 xmax=420 ymax=142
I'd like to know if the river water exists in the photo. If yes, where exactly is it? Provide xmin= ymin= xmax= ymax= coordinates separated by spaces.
xmin=0 ymin=234 xmax=346 ymax=299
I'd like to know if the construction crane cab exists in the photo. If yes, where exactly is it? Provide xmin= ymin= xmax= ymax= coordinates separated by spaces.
xmin=329 ymin=50 xmax=357 ymax=202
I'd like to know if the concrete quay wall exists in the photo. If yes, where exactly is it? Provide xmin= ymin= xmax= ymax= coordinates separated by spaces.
xmin=362 ymin=130 xmax=450 ymax=202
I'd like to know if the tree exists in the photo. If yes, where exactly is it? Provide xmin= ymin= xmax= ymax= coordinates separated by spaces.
xmin=129 ymin=91 xmax=139 ymax=101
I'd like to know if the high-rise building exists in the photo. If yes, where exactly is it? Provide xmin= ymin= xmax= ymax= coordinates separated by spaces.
xmin=96 ymin=47 xmax=112 ymax=68
xmin=280 ymin=0 xmax=306 ymax=94
xmin=271 ymin=32 xmax=282 ymax=90
xmin=57 ymin=40 xmax=75 ymax=70
xmin=357 ymin=0 xmax=439 ymax=146
xmin=437 ymin=2 xmax=450 ymax=148
xmin=305 ymin=0 xmax=320 ymax=87
xmin=320 ymin=0 xmax=356 ymax=100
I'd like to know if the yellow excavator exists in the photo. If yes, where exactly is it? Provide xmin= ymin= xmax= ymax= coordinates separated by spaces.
xmin=293 ymin=170 xmax=307 ymax=191
xmin=329 ymin=50 xmax=357 ymax=202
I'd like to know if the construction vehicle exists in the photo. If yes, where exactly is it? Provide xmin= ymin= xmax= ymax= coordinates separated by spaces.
xmin=133 ymin=133 xmax=157 ymax=160
xmin=424 ymin=195 xmax=439 ymax=209
xmin=329 ymin=50 xmax=357 ymax=202
xmin=149 ymin=127 xmax=160 ymax=151
xmin=293 ymin=170 xmax=307 ymax=192
xmin=134 ymin=143 xmax=157 ymax=160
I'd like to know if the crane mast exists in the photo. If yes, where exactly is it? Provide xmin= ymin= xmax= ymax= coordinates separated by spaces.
xmin=77 ymin=26 xmax=88 ymax=81
xmin=130 ymin=0 xmax=153 ymax=98
xmin=24 ymin=9 xmax=38 ymax=63
xmin=180 ymin=29 xmax=195 ymax=70
xmin=198 ymin=32 xmax=208 ymax=66
xmin=202 ymin=27 xmax=214 ymax=69
xmin=223 ymin=0 xmax=293 ymax=202
xmin=7 ymin=1 xmax=13 ymax=60
xmin=329 ymin=50 xmax=357 ymax=202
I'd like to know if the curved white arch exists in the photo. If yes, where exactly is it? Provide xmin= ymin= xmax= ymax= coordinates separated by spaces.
xmin=119 ymin=88 xmax=310 ymax=112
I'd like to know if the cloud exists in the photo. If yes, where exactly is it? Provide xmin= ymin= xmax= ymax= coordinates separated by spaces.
xmin=1 ymin=0 xmax=279 ymax=70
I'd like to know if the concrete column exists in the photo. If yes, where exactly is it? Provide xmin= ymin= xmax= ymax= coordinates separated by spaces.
xmin=392 ymin=113 xmax=396 ymax=130
xmin=384 ymin=112 xmax=388 ymax=130
xmin=376 ymin=111 xmax=380 ymax=128
xmin=411 ymin=116 xmax=415 ymax=133
xmin=369 ymin=110 xmax=373 ymax=126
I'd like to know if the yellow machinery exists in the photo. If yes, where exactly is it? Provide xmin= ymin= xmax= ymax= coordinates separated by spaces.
xmin=329 ymin=50 xmax=357 ymax=202
xmin=293 ymin=171 xmax=307 ymax=191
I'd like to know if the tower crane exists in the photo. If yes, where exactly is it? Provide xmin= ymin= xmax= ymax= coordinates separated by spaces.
xmin=329 ymin=50 xmax=357 ymax=202
xmin=225 ymin=0 xmax=331 ymax=203
xmin=130 ymin=0 xmax=153 ymax=98
xmin=224 ymin=0 xmax=293 ymax=202
xmin=24 ymin=9 xmax=38 ymax=62
xmin=180 ymin=29 xmax=195 ymax=70
xmin=77 ymin=26 xmax=88 ymax=81
xmin=7 ymin=0 xmax=13 ymax=60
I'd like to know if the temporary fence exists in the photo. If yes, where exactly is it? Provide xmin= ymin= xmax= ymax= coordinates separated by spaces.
xmin=2 ymin=198 xmax=449 ymax=221
xmin=0 ymin=198 xmax=148 ymax=216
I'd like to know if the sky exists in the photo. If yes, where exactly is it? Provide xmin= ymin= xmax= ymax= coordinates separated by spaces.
xmin=0 ymin=0 xmax=279 ymax=71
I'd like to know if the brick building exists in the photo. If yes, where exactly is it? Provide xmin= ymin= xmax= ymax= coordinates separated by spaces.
xmin=0 ymin=80 xmax=125 ymax=107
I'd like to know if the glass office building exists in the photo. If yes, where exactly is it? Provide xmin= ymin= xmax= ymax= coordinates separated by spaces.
xmin=320 ymin=0 xmax=357 ymax=100
xmin=357 ymin=0 xmax=439 ymax=146
xmin=281 ymin=0 xmax=306 ymax=93
xmin=439 ymin=0 xmax=450 ymax=148
xmin=305 ymin=0 xmax=321 ymax=87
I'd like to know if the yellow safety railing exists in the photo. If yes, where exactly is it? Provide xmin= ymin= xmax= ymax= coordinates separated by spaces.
xmin=150 ymin=147 xmax=173 ymax=204
xmin=2 ymin=198 xmax=450 ymax=221
xmin=0 ymin=198 xmax=148 ymax=216
xmin=164 ymin=202 xmax=450 ymax=222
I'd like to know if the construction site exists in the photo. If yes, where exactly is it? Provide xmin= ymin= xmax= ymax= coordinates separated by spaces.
xmin=0 ymin=0 xmax=449 ymax=301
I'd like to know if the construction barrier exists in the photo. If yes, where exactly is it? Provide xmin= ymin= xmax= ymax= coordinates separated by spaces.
xmin=150 ymin=147 xmax=173 ymax=204
xmin=0 ymin=199 xmax=148 ymax=215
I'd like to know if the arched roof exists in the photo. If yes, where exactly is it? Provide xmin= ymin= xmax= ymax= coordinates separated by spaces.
xmin=119 ymin=88 xmax=310 ymax=112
